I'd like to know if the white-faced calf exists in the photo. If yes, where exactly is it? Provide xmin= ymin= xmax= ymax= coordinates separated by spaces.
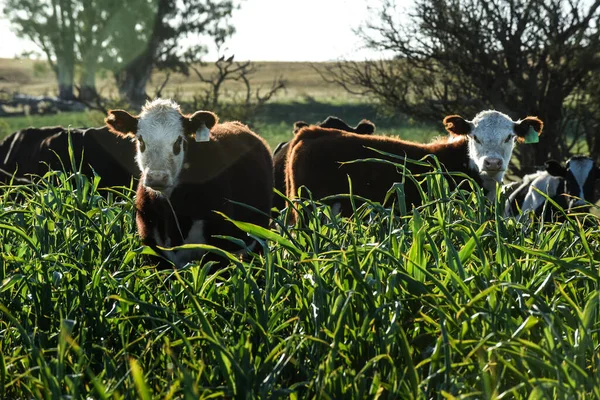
xmin=286 ymin=110 xmax=543 ymax=217
xmin=105 ymin=98 xmax=273 ymax=268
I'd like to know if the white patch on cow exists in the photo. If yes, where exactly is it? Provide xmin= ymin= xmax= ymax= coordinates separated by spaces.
xmin=504 ymin=171 xmax=545 ymax=216
xmin=185 ymin=220 xmax=207 ymax=245
xmin=136 ymin=98 xmax=187 ymax=194
xmin=331 ymin=202 xmax=342 ymax=216
xmin=466 ymin=111 xmax=518 ymax=189
xmin=157 ymin=220 xmax=207 ymax=267
xmin=566 ymin=158 xmax=594 ymax=207
xmin=521 ymin=172 xmax=562 ymax=213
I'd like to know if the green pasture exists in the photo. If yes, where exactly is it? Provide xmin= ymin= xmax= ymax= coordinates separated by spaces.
xmin=0 ymin=101 xmax=440 ymax=150
xmin=0 ymin=152 xmax=599 ymax=398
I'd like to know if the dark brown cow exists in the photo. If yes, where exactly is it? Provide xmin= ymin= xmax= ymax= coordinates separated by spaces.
xmin=286 ymin=110 xmax=543 ymax=218
xmin=272 ymin=116 xmax=375 ymax=211
xmin=0 ymin=126 xmax=65 ymax=177
xmin=105 ymin=98 xmax=273 ymax=268
xmin=0 ymin=126 xmax=138 ymax=188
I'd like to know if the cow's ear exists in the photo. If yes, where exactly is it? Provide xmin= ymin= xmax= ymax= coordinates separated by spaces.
xmin=293 ymin=121 xmax=309 ymax=134
xmin=185 ymin=111 xmax=218 ymax=137
xmin=355 ymin=119 xmax=376 ymax=134
xmin=514 ymin=116 xmax=543 ymax=143
xmin=105 ymin=110 xmax=138 ymax=138
xmin=545 ymin=159 xmax=566 ymax=177
xmin=443 ymin=115 xmax=472 ymax=136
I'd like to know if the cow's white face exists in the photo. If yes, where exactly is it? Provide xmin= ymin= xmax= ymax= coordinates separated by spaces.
xmin=136 ymin=99 xmax=187 ymax=192
xmin=444 ymin=110 xmax=543 ymax=185
xmin=104 ymin=98 xmax=218 ymax=195
xmin=547 ymin=156 xmax=599 ymax=210
xmin=566 ymin=157 xmax=595 ymax=208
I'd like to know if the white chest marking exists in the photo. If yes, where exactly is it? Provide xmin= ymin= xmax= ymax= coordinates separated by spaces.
xmin=156 ymin=219 xmax=207 ymax=268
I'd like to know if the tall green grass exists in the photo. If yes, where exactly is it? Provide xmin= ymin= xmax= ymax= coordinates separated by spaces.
xmin=0 ymin=158 xmax=599 ymax=398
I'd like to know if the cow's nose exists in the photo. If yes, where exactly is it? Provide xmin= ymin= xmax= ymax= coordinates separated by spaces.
xmin=145 ymin=171 xmax=169 ymax=190
xmin=483 ymin=158 xmax=503 ymax=171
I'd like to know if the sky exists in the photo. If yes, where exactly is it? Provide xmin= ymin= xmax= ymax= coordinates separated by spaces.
xmin=0 ymin=0 xmax=412 ymax=61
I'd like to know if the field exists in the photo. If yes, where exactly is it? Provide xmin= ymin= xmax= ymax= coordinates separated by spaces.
xmin=1 ymin=58 xmax=600 ymax=398
xmin=0 ymin=58 xmax=440 ymax=148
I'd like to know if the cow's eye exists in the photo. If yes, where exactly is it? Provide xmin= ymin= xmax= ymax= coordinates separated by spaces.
xmin=473 ymin=135 xmax=482 ymax=144
xmin=138 ymin=136 xmax=146 ymax=152
xmin=504 ymin=135 xmax=514 ymax=143
xmin=173 ymin=136 xmax=182 ymax=155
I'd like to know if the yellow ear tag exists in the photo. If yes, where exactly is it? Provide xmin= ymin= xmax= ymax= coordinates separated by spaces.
xmin=523 ymin=126 xmax=539 ymax=144
xmin=195 ymin=123 xmax=210 ymax=142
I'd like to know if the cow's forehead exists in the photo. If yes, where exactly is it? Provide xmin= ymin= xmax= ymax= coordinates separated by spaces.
xmin=567 ymin=158 xmax=595 ymax=186
xmin=138 ymin=99 xmax=184 ymax=140
xmin=471 ymin=110 xmax=514 ymax=138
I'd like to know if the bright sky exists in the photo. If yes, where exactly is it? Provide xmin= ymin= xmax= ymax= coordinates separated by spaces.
xmin=0 ymin=0 xmax=412 ymax=61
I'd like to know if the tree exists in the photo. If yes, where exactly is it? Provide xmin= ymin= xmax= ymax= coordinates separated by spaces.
xmin=4 ymin=0 xmax=77 ymax=100
xmin=188 ymin=53 xmax=286 ymax=122
xmin=321 ymin=0 xmax=600 ymax=172
xmin=106 ymin=0 xmax=236 ymax=108
xmin=3 ymin=0 xmax=236 ymax=106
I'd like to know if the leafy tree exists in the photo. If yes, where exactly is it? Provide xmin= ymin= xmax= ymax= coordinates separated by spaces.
xmin=321 ymin=0 xmax=600 ymax=172
xmin=3 ymin=0 xmax=236 ymax=106
xmin=106 ymin=0 xmax=236 ymax=108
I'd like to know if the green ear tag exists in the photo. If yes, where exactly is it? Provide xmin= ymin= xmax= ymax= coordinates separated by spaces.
xmin=523 ymin=126 xmax=539 ymax=144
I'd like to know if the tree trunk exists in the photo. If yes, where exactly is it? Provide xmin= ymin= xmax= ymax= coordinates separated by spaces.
xmin=56 ymin=57 xmax=75 ymax=101
xmin=114 ymin=0 xmax=170 ymax=109
xmin=116 ymin=55 xmax=153 ymax=109
xmin=79 ymin=58 xmax=98 ymax=102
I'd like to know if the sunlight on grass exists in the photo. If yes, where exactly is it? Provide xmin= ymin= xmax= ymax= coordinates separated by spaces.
xmin=0 ymin=159 xmax=599 ymax=398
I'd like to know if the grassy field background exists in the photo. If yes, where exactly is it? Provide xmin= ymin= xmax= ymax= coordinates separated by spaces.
xmin=0 ymin=58 xmax=440 ymax=149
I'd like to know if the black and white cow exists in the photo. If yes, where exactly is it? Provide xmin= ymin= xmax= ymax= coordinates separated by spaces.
xmin=505 ymin=156 xmax=599 ymax=219
xmin=105 ymin=98 xmax=273 ymax=268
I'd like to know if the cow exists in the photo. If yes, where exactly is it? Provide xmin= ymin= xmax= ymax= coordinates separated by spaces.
xmin=272 ymin=116 xmax=375 ymax=211
xmin=105 ymin=98 xmax=273 ymax=268
xmin=0 ymin=126 xmax=65 ymax=177
xmin=0 ymin=126 xmax=138 ymax=188
xmin=286 ymin=110 xmax=543 ymax=218
xmin=505 ymin=156 xmax=599 ymax=220
xmin=38 ymin=127 xmax=138 ymax=188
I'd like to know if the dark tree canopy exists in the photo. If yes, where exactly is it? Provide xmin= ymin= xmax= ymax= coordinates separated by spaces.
xmin=322 ymin=0 xmax=600 ymax=171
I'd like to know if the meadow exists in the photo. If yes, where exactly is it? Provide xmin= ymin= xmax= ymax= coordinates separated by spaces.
xmin=0 ymin=58 xmax=440 ymax=148
xmin=1 ymin=58 xmax=600 ymax=398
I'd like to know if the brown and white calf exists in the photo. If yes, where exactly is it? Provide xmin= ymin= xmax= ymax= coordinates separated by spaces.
xmin=272 ymin=116 xmax=375 ymax=211
xmin=105 ymin=98 xmax=273 ymax=268
xmin=286 ymin=110 xmax=543 ymax=216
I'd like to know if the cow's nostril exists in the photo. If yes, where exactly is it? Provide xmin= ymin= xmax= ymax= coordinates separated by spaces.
xmin=484 ymin=158 xmax=502 ymax=170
